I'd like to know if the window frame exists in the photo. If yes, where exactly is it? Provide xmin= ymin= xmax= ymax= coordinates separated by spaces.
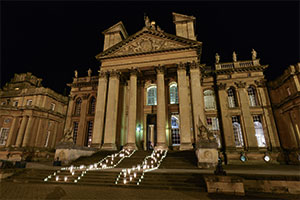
xmin=146 ymin=85 xmax=157 ymax=106
xmin=204 ymin=89 xmax=216 ymax=110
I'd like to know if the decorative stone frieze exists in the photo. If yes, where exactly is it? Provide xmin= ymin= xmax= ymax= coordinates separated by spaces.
xmin=255 ymin=79 xmax=266 ymax=87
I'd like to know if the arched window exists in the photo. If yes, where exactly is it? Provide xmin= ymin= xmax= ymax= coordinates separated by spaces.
xmin=232 ymin=116 xmax=244 ymax=147
xmin=147 ymin=86 xmax=157 ymax=105
xmin=204 ymin=89 xmax=216 ymax=110
xmin=228 ymin=87 xmax=237 ymax=108
xmin=169 ymin=83 xmax=178 ymax=104
xmin=74 ymin=98 xmax=82 ymax=116
xmin=89 ymin=97 xmax=96 ymax=114
xmin=248 ymin=86 xmax=258 ymax=106
xmin=253 ymin=115 xmax=266 ymax=147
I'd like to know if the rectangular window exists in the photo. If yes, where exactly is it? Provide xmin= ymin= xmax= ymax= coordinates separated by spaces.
xmin=232 ymin=116 xmax=244 ymax=147
xmin=206 ymin=117 xmax=221 ymax=148
xmin=0 ymin=128 xmax=10 ymax=145
xmin=26 ymin=99 xmax=32 ymax=106
xmin=253 ymin=115 xmax=267 ymax=147
xmin=206 ymin=117 xmax=219 ymax=131
xmin=44 ymin=122 xmax=52 ymax=147
xmin=73 ymin=122 xmax=79 ymax=144
xmin=50 ymin=103 xmax=55 ymax=111
xmin=287 ymin=87 xmax=291 ymax=96
xmin=86 ymin=121 xmax=93 ymax=147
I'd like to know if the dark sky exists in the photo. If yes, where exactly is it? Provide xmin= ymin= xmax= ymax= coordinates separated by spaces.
xmin=1 ymin=1 xmax=299 ymax=94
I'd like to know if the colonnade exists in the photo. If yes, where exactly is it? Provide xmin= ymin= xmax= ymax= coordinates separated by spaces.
xmin=92 ymin=62 xmax=206 ymax=150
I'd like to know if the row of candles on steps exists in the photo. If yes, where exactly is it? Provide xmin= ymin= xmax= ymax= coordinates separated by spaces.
xmin=115 ymin=149 xmax=168 ymax=185
xmin=43 ymin=149 xmax=136 ymax=183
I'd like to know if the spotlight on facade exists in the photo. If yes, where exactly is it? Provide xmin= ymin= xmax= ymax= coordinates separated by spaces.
xmin=240 ymin=153 xmax=247 ymax=162
xmin=263 ymin=154 xmax=271 ymax=162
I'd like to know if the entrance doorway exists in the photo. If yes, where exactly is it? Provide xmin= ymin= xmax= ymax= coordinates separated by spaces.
xmin=146 ymin=114 xmax=157 ymax=150
xmin=171 ymin=114 xmax=180 ymax=146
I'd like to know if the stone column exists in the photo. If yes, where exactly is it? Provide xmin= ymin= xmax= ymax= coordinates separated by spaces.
xmin=102 ymin=70 xmax=120 ymax=150
xmin=34 ymin=118 xmax=43 ymax=147
xmin=76 ymin=94 xmax=88 ymax=146
xmin=256 ymin=80 xmax=280 ymax=149
xmin=217 ymin=83 xmax=235 ymax=148
xmin=6 ymin=117 xmax=17 ymax=147
xmin=15 ymin=116 xmax=28 ymax=147
xmin=155 ymin=66 xmax=168 ymax=150
xmin=177 ymin=63 xmax=193 ymax=150
xmin=22 ymin=116 xmax=35 ymax=147
xmin=190 ymin=62 xmax=206 ymax=141
xmin=235 ymin=81 xmax=257 ymax=149
xmin=125 ymin=70 xmax=138 ymax=150
xmin=92 ymin=71 xmax=108 ymax=148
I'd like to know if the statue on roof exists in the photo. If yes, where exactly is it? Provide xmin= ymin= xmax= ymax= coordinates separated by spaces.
xmin=87 ymin=68 xmax=92 ymax=77
xmin=74 ymin=70 xmax=78 ymax=78
xmin=233 ymin=51 xmax=237 ymax=62
xmin=251 ymin=49 xmax=257 ymax=60
xmin=215 ymin=53 xmax=220 ymax=64
xmin=144 ymin=15 xmax=151 ymax=28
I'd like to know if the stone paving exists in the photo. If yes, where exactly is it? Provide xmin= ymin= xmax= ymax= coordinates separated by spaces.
xmin=1 ymin=182 xmax=299 ymax=200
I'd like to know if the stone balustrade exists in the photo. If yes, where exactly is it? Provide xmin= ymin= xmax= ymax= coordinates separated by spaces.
xmin=215 ymin=59 xmax=260 ymax=70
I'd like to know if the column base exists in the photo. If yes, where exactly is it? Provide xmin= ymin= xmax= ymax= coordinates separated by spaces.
xmin=155 ymin=143 xmax=168 ymax=150
xmin=90 ymin=143 xmax=101 ymax=149
xmin=124 ymin=143 xmax=137 ymax=150
xmin=180 ymin=143 xmax=194 ymax=151
xmin=101 ymin=143 xmax=117 ymax=151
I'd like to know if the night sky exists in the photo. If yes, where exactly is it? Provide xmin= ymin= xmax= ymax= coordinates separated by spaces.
xmin=1 ymin=1 xmax=299 ymax=94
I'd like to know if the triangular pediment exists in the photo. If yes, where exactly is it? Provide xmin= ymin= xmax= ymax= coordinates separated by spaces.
xmin=96 ymin=29 xmax=202 ymax=59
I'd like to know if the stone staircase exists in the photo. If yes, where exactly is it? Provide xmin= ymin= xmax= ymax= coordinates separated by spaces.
xmin=160 ymin=150 xmax=198 ymax=169
xmin=4 ymin=150 xmax=207 ymax=191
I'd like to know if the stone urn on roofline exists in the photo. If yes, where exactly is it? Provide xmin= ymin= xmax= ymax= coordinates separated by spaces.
xmin=195 ymin=117 xmax=219 ymax=168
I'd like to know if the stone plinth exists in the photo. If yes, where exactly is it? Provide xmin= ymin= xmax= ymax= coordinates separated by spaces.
xmin=204 ymin=175 xmax=245 ymax=196
xmin=55 ymin=142 xmax=97 ymax=164
xmin=195 ymin=142 xmax=218 ymax=168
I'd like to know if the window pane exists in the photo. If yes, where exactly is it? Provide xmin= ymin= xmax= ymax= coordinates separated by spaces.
xmin=74 ymin=98 xmax=82 ymax=115
xmin=228 ymin=88 xmax=237 ymax=108
xmin=232 ymin=116 xmax=244 ymax=147
xmin=0 ymin=128 xmax=10 ymax=145
xmin=170 ymin=84 xmax=178 ymax=104
xmin=248 ymin=87 xmax=258 ymax=106
xmin=147 ymin=86 xmax=157 ymax=105
xmin=253 ymin=115 xmax=266 ymax=147
xmin=204 ymin=90 xmax=216 ymax=110
xmin=73 ymin=122 xmax=79 ymax=144
xmin=171 ymin=114 xmax=180 ymax=145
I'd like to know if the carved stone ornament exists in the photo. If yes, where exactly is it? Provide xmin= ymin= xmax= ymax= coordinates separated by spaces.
xmin=254 ymin=79 xmax=266 ymax=87
xmin=82 ymin=93 xmax=90 ymax=100
xmin=112 ymin=35 xmax=185 ymax=56
xmin=217 ymin=83 xmax=227 ymax=90
xmin=234 ymin=81 xmax=246 ymax=88
xmin=110 ymin=70 xmax=121 ymax=78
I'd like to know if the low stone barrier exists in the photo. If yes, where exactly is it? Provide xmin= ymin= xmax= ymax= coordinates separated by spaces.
xmin=204 ymin=175 xmax=245 ymax=196
xmin=244 ymin=179 xmax=300 ymax=195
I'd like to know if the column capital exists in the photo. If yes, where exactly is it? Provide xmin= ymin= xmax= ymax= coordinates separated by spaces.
xmin=109 ymin=70 xmax=121 ymax=79
xmin=254 ymin=79 xmax=266 ymax=87
xmin=234 ymin=81 xmax=246 ymax=88
xmin=155 ymin=65 xmax=165 ymax=74
xmin=190 ymin=61 xmax=200 ymax=70
xmin=217 ymin=83 xmax=227 ymax=90
xmin=129 ymin=68 xmax=138 ymax=76
xmin=98 ymin=70 xmax=108 ymax=78
xmin=177 ymin=62 xmax=188 ymax=71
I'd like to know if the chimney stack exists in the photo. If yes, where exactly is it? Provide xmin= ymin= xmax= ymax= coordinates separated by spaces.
xmin=172 ymin=12 xmax=196 ymax=40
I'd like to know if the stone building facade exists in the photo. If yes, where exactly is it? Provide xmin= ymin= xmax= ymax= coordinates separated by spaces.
xmin=65 ymin=13 xmax=282 ymax=164
xmin=268 ymin=63 xmax=300 ymax=164
xmin=0 ymin=73 xmax=68 ymax=150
